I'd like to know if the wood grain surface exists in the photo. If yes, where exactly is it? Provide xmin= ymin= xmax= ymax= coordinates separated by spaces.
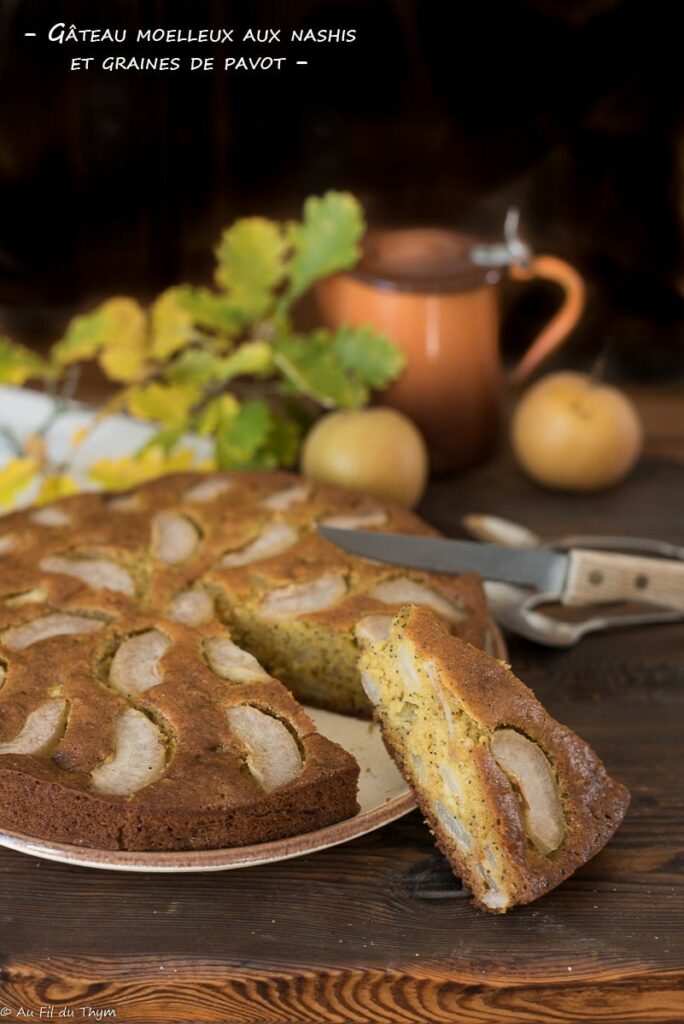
xmin=1 ymin=393 xmax=683 ymax=1023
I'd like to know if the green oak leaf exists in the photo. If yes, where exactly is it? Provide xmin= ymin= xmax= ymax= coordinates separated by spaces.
xmin=214 ymin=218 xmax=286 ymax=321
xmin=137 ymin=423 xmax=188 ymax=455
xmin=166 ymin=341 xmax=273 ymax=391
xmin=167 ymin=348 xmax=223 ymax=387
xmin=273 ymin=332 xmax=366 ymax=409
xmin=176 ymin=286 xmax=243 ymax=336
xmin=215 ymin=398 xmax=275 ymax=469
xmin=51 ymin=310 xmax=115 ymax=365
xmin=0 ymin=338 xmax=55 ymax=385
xmin=284 ymin=192 xmax=364 ymax=302
xmin=332 ymin=325 xmax=405 ymax=389
xmin=267 ymin=413 xmax=302 ymax=467
xmin=215 ymin=341 xmax=274 ymax=382
xmin=279 ymin=394 xmax=316 ymax=433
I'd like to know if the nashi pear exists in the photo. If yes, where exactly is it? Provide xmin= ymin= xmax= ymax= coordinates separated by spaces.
xmin=512 ymin=372 xmax=643 ymax=492
xmin=301 ymin=408 xmax=428 ymax=508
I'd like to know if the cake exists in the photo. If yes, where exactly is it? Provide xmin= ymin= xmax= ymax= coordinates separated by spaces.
xmin=359 ymin=605 xmax=630 ymax=912
xmin=0 ymin=470 xmax=496 ymax=851
xmin=0 ymin=613 xmax=359 ymax=851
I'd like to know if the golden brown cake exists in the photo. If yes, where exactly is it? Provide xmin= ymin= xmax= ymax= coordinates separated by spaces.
xmin=0 ymin=470 xmax=494 ymax=851
xmin=359 ymin=605 xmax=630 ymax=912
xmin=0 ymin=613 xmax=358 ymax=851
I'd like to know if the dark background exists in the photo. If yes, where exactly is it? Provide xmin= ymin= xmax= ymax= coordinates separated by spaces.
xmin=0 ymin=0 xmax=683 ymax=381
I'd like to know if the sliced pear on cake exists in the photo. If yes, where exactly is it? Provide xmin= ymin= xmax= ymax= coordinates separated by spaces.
xmin=226 ymin=705 xmax=302 ymax=792
xmin=0 ymin=699 xmax=68 ymax=755
xmin=167 ymin=588 xmax=214 ymax=626
xmin=368 ymin=577 xmax=467 ymax=625
xmin=30 ymin=507 xmax=71 ymax=527
xmin=260 ymin=482 xmax=311 ymax=510
xmin=90 ymin=708 xmax=167 ymax=796
xmin=205 ymin=636 xmax=271 ymax=684
xmin=3 ymin=614 xmax=105 ymax=651
xmin=259 ymin=572 xmax=347 ymax=619
xmin=109 ymin=630 xmax=170 ymax=699
xmin=220 ymin=522 xmax=298 ymax=567
xmin=183 ymin=477 xmax=233 ymax=503
xmin=151 ymin=511 xmax=200 ymax=564
xmin=40 ymin=555 xmax=135 ymax=596
xmin=320 ymin=508 xmax=387 ymax=530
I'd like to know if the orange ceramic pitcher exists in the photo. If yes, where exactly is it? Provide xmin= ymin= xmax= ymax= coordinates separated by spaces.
xmin=316 ymin=219 xmax=585 ymax=472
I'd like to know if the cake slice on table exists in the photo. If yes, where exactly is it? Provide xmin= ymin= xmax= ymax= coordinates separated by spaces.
xmin=358 ymin=604 xmax=630 ymax=913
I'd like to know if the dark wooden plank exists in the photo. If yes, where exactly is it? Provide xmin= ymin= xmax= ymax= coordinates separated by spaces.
xmin=1 ymin=957 xmax=683 ymax=1024
xmin=1 ymin=434 xmax=683 ymax=1023
xmin=421 ymin=451 xmax=684 ymax=546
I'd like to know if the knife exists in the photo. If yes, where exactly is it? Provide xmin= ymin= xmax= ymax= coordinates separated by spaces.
xmin=318 ymin=526 xmax=684 ymax=612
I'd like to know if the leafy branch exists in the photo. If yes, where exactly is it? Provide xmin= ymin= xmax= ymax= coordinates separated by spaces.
xmin=0 ymin=192 xmax=405 ymax=507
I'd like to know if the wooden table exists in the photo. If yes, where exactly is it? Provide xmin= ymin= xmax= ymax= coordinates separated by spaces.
xmin=1 ymin=388 xmax=683 ymax=1023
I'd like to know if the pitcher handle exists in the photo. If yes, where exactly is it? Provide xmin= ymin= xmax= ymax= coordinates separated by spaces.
xmin=508 ymin=254 xmax=586 ymax=383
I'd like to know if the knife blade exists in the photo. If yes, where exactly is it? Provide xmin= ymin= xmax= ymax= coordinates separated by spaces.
xmin=318 ymin=526 xmax=568 ymax=592
xmin=318 ymin=526 xmax=684 ymax=611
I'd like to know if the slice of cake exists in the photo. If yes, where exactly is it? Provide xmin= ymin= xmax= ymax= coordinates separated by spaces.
xmin=359 ymin=605 xmax=630 ymax=912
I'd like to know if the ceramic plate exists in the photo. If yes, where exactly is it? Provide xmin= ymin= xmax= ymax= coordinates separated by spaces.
xmin=0 ymin=385 xmax=504 ymax=872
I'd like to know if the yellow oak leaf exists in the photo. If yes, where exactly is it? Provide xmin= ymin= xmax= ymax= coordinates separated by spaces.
xmin=88 ymin=446 xmax=197 ymax=491
xmin=0 ymin=456 xmax=40 ymax=508
xmin=195 ymin=393 xmax=240 ymax=435
xmin=0 ymin=338 xmax=54 ymax=385
xmin=53 ymin=297 xmax=148 ymax=378
xmin=36 ymin=473 xmax=79 ymax=504
xmin=214 ymin=217 xmax=285 ymax=321
xmin=150 ymin=288 xmax=196 ymax=360
xmin=100 ymin=348 xmax=147 ymax=383
xmin=127 ymin=382 xmax=197 ymax=426
xmin=51 ymin=310 xmax=113 ymax=366
xmin=95 ymin=298 xmax=149 ymax=383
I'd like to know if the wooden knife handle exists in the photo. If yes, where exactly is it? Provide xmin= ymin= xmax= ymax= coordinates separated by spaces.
xmin=563 ymin=549 xmax=684 ymax=611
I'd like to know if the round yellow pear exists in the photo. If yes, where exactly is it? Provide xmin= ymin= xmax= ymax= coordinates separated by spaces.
xmin=512 ymin=372 xmax=643 ymax=492
xmin=301 ymin=408 xmax=428 ymax=508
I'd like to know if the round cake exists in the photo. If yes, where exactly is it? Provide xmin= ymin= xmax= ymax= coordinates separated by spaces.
xmin=0 ymin=470 xmax=495 ymax=851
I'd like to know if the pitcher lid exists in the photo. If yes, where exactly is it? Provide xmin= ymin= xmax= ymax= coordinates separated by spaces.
xmin=352 ymin=211 xmax=531 ymax=294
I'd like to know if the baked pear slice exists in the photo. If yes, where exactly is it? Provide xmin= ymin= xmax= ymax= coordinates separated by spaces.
xmin=359 ymin=604 xmax=629 ymax=913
